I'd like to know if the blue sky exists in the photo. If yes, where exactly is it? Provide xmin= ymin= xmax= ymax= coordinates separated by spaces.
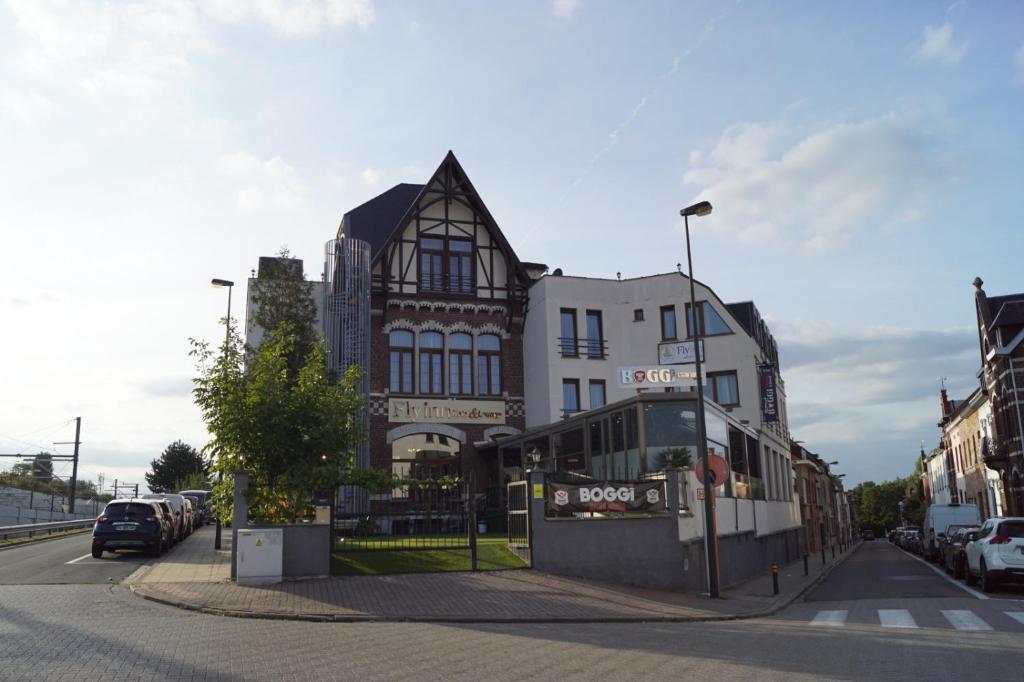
xmin=1 ymin=0 xmax=1022 ymax=491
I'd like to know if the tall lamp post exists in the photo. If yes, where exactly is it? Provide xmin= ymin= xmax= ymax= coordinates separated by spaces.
xmin=680 ymin=200 xmax=720 ymax=598
xmin=211 ymin=278 xmax=234 ymax=550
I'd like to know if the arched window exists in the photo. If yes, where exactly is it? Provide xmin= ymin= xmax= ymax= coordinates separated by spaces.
xmin=477 ymin=334 xmax=501 ymax=396
xmin=448 ymin=333 xmax=473 ymax=395
xmin=419 ymin=332 xmax=443 ymax=395
xmin=389 ymin=330 xmax=414 ymax=393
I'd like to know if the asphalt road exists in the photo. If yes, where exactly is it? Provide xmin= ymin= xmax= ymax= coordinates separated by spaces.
xmin=0 ymin=531 xmax=148 ymax=584
xmin=3 ymin=536 xmax=1024 ymax=680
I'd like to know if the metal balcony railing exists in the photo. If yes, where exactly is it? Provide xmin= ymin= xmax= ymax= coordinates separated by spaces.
xmin=556 ymin=337 xmax=607 ymax=359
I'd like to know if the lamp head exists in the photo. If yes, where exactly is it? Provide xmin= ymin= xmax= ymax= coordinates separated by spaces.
xmin=680 ymin=201 xmax=713 ymax=218
xmin=211 ymin=278 xmax=234 ymax=288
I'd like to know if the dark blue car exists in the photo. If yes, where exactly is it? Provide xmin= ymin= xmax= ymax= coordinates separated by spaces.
xmin=92 ymin=500 xmax=168 ymax=558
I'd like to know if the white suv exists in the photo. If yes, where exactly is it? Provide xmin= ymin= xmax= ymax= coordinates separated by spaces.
xmin=964 ymin=516 xmax=1024 ymax=592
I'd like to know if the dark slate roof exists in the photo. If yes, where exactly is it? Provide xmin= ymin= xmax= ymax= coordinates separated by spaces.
xmin=991 ymin=300 xmax=1024 ymax=329
xmin=984 ymin=293 xmax=1024 ymax=327
xmin=339 ymin=183 xmax=424 ymax=259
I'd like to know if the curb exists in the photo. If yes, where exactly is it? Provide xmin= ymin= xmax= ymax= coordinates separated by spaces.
xmin=127 ymin=543 xmax=863 ymax=625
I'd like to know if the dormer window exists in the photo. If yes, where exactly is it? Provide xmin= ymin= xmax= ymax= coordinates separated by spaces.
xmin=419 ymin=236 xmax=475 ymax=294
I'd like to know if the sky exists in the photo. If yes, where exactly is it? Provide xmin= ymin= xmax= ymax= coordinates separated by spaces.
xmin=1 ymin=0 xmax=1022 ymax=493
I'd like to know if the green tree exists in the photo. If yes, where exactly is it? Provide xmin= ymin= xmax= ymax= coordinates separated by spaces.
xmin=174 ymin=470 xmax=211 ymax=492
xmin=145 ymin=440 xmax=206 ymax=493
xmin=191 ymin=321 xmax=365 ymax=523
xmin=249 ymin=247 xmax=318 ymax=377
xmin=655 ymin=447 xmax=693 ymax=469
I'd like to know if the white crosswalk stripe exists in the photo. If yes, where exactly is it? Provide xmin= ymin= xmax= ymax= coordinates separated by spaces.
xmin=1004 ymin=612 xmax=1024 ymax=626
xmin=941 ymin=610 xmax=993 ymax=631
xmin=878 ymin=609 xmax=917 ymax=628
xmin=810 ymin=610 xmax=848 ymax=626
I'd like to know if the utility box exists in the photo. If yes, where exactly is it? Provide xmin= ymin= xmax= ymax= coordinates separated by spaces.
xmin=236 ymin=529 xmax=283 ymax=586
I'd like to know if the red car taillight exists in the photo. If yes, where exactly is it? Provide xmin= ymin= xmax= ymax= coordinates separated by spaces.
xmin=990 ymin=535 xmax=1012 ymax=545
xmin=145 ymin=516 xmax=157 ymax=522
xmin=96 ymin=516 xmax=107 ymax=523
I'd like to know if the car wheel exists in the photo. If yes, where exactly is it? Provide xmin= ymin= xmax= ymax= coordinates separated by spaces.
xmin=91 ymin=547 xmax=103 ymax=559
xmin=980 ymin=560 xmax=997 ymax=593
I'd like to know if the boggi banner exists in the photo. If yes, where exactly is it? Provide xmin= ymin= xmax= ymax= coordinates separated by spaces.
xmin=547 ymin=481 xmax=667 ymax=513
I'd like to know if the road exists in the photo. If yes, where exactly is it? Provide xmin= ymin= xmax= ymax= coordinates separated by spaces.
xmin=2 ymin=536 xmax=1024 ymax=680
xmin=0 ymin=531 xmax=148 ymax=584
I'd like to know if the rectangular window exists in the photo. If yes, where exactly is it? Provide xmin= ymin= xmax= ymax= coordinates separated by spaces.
xmin=708 ymin=371 xmax=740 ymax=407
xmin=585 ymin=310 xmax=604 ymax=359
xmin=660 ymin=305 xmax=677 ymax=341
xmin=633 ymin=308 xmax=644 ymax=322
xmin=685 ymin=301 xmax=733 ymax=338
xmin=559 ymin=308 xmax=578 ymax=357
xmin=588 ymin=380 xmax=606 ymax=409
xmin=562 ymin=379 xmax=580 ymax=417
xmin=418 ymin=236 xmax=474 ymax=294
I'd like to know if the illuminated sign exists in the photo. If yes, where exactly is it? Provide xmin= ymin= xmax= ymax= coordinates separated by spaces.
xmin=388 ymin=398 xmax=506 ymax=425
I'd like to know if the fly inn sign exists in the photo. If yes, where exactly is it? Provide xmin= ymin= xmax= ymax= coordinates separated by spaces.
xmin=388 ymin=398 xmax=506 ymax=425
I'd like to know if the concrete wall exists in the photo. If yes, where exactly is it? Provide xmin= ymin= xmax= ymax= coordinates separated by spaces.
xmin=528 ymin=470 xmax=803 ymax=593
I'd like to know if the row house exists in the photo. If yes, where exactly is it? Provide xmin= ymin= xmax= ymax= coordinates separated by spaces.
xmin=972 ymin=278 xmax=1024 ymax=515
xmin=791 ymin=444 xmax=852 ymax=553
xmin=935 ymin=386 xmax=1004 ymax=518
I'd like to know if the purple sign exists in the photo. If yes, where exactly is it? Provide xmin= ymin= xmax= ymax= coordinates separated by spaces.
xmin=759 ymin=364 xmax=779 ymax=423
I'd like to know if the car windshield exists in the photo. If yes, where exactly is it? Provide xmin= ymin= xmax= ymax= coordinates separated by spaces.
xmin=103 ymin=503 xmax=153 ymax=519
xmin=997 ymin=521 xmax=1024 ymax=538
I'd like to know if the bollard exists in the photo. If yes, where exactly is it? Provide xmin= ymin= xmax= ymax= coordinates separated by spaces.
xmin=803 ymin=554 xmax=809 ymax=576
xmin=832 ymin=544 xmax=836 ymax=560
xmin=771 ymin=563 xmax=780 ymax=595
xmin=821 ymin=546 xmax=826 ymax=565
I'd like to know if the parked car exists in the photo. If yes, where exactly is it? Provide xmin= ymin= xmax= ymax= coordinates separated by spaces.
xmin=150 ymin=499 xmax=177 ymax=547
xmin=141 ymin=493 xmax=188 ymax=542
xmin=92 ymin=499 xmax=169 ymax=558
xmin=861 ymin=529 xmax=876 ymax=541
xmin=965 ymin=517 xmax=1024 ymax=592
xmin=182 ymin=494 xmax=204 ymax=527
xmin=181 ymin=497 xmax=194 ymax=535
xmin=942 ymin=526 xmax=980 ymax=579
xmin=900 ymin=528 xmax=922 ymax=553
xmin=924 ymin=504 xmax=981 ymax=562
xmin=180 ymin=489 xmax=212 ymax=525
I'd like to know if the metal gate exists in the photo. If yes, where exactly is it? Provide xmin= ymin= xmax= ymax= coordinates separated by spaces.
xmin=507 ymin=480 xmax=529 ymax=549
xmin=334 ymin=481 xmax=470 ymax=552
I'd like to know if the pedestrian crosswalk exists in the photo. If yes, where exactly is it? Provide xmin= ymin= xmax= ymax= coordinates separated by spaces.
xmin=803 ymin=608 xmax=1024 ymax=632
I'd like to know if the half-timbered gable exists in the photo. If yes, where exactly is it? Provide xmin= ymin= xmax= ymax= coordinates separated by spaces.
xmin=340 ymin=151 xmax=530 ymax=306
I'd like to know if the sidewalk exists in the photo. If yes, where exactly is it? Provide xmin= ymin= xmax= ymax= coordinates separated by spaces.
xmin=127 ymin=526 xmax=861 ymax=623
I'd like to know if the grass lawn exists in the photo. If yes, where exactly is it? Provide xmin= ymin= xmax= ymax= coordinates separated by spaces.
xmin=331 ymin=535 xmax=527 ymax=576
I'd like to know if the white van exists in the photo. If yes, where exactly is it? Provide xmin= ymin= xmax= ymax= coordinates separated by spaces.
xmin=924 ymin=503 xmax=981 ymax=560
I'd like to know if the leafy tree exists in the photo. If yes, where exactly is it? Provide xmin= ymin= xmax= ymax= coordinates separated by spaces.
xmin=249 ymin=247 xmax=318 ymax=377
xmin=174 ymin=470 xmax=212 ymax=492
xmin=191 ymin=321 xmax=365 ymax=524
xmin=145 ymin=440 xmax=206 ymax=493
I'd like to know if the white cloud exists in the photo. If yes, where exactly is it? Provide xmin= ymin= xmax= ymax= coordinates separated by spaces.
xmin=915 ymin=22 xmax=967 ymax=65
xmin=1014 ymin=45 xmax=1024 ymax=85
xmin=218 ymin=152 xmax=305 ymax=211
xmin=361 ymin=166 xmax=382 ymax=188
xmin=683 ymin=115 xmax=947 ymax=252
xmin=552 ymin=0 xmax=580 ymax=22
xmin=778 ymin=321 xmax=978 ymax=481
xmin=202 ymin=0 xmax=376 ymax=36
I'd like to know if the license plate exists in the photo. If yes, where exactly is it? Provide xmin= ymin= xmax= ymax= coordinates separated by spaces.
xmin=113 ymin=522 xmax=137 ymax=530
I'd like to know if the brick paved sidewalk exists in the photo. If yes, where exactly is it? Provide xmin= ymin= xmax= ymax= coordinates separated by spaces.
xmin=126 ymin=526 xmax=861 ymax=622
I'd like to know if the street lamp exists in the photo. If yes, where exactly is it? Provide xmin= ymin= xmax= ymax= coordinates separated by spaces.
xmin=211 ymin=278 xmax=234 ymax=550
xmin=680 ymin=199 xmax=719 ymax=597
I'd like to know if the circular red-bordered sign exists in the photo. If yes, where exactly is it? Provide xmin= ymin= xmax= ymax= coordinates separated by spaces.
xmin=695 ymin=453 xmax=731 ymax=485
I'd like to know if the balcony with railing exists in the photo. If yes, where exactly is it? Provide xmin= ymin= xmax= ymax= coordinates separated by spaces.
xmin=419 ymin=273 xmax=475 ymax=295
xmin=557 ymin=337 xmax=607 ymax=359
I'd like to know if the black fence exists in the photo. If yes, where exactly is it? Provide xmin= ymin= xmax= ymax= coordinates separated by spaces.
xmin=334 ymin=482 xmax=471 ymax=553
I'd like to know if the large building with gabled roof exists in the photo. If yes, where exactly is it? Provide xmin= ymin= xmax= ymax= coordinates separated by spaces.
xmin=333 ymin=151 xmax=542 ymax=502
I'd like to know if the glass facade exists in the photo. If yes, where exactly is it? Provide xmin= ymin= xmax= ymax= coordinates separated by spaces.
xmin=492 ymin=394 xmax=767 ymax=499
